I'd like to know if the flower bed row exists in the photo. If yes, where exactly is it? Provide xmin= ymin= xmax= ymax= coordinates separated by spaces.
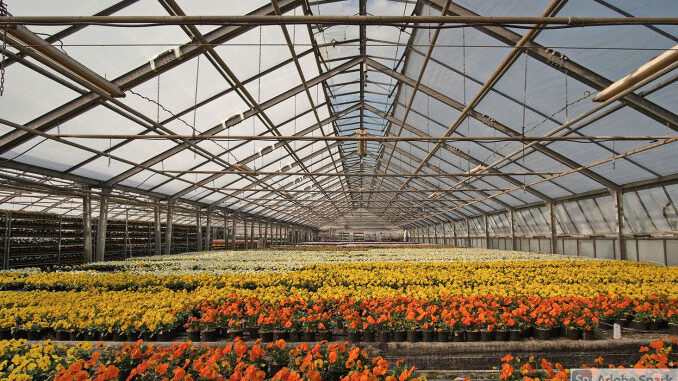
xmin=182 ymin=295 xmax=678 ymax=343
xmin=499 ymin=337 xmax=678 ymax=380
xmin=74 ymin=248 xmax=583 ymax=275
xmin=1 ymin=261 xmax=677 ymax=300
xmin=0 ymin=339 xmax=423 ymax=381
xmin=1 ymin=337 xmax=676 ymax=381
xmin=4 ymin=294 xmax=676 ymax=343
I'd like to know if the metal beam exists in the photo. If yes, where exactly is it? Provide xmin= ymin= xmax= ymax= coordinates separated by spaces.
xmin=0 ymin=0 xmax=302 ymax=155
xmin=425 ymin=0 xmax=678 ymax=130
xmin=366 ymin=57 xmax=619 ymax=191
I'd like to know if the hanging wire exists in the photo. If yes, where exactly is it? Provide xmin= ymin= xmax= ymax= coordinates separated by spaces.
xmin=192 ymin=56 xmax=200 ymax=159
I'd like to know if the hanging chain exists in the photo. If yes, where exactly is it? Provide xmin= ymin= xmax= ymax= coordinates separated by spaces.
xmin=254 ymin=25 xmax=262 ymax=164
xmin=0 ymin=0 xmax=10 ymax=96
xmin=462 ymin=27 xmax=469 ymax=172
xmin=521 ymin=53 xmax=528 ymax=168
xmin=156 ymin=75 xmax=160 ymax=124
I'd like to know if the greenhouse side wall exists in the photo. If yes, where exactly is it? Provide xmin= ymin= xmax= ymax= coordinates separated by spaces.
xmin=408 ymin=183 xmax=678 ymax=265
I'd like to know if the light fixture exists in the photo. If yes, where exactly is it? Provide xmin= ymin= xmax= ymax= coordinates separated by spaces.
xmin=4 ymin=25 xmax=125 ymax=98
xmin=356 ymin=129 xmax=368 ymax=157
xmin=468 ymin=165 xmax=486 ymax=174
xmin=593 ymin=43 xmax=678 ymax=102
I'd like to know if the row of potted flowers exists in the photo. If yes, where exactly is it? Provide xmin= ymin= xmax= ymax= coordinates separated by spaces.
xmin=0 ymin=338 xmax=423 ymax=381
xmin=2 ymin=293 xmax=676 ymax=342
xmin=182 ymin=294 xmax=678 ymax=343
xmin=2 ymin=336 xmax=675 ymax=381
xmin=499 ymin=336 xmax=678 ymax=381
xmin=1 ymin=260 xmax=677 ymax=302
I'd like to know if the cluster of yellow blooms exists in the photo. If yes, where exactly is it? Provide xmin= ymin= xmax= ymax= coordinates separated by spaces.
xmin=0 ymin=260 xmax=676 ymax=334
xmin=0 ymin=339 xmax=90 ymax=380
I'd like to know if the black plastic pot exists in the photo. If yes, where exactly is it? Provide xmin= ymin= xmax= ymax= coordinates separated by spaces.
xmin=318 ymin=330 xmax=332 ymax=342
xmin=630 ymin=320 xmax=648 ymax=331
xmin=550 ymin=325 xmax=564 ymax=338
xmin=422 ymin=330 xmax=435 ymax=342
xmin=259 ymin=331 xmax=274 ymax=342
xmin=248 ymin=327 xmax=260 ymax=339
xmin=362 ymin=331 xmax=375 ymax=342
xmin=126 ymin=331 xmax=141 ymax=342
xmin=141 ymin=331 xmax=155 ymax=341
xmin=582 ymin=329 xmax=597 ymax=340
xmin=436 ymin=331 xmax=448 ymax=342
xmin=614 ymin=318 xmax=628 ymax=328
xmin=334 ymin=319 xmax=344 ymax=330
xmin=465 ymin=330 xmax=480 ymax=342
xmin=451 ymin=331 xmax=464 ymax=342
xmin=647 ymin=321 xmax=663 ymax=331
xmin=99 ymin=331 xmax=114 ymax=341
xmin=495 ymin=330 xmax=509 ymax=341
xmin=669 ymin=323 xmax=678 ymax=334
xmin=303 ymin=331 xmax=316 ymax=342
xmin=228 ymin=330 xmax=244 ymax=340
xmin=480 ymin=330 xmax=495 ymax=342
xmin=187 ymin=330 xmax=201 ymax=342
xmin=56 ymin=330 xmax=71 ymax=341
xmin=113 ymin=332 xmax=126 ymax=342
xmin=377 ymin=331 xmax=390 ymax=343
xmin=406 ymin=330 xmax=421 ymax=343
xmin=521 ymin=326 xmax=533 ymax=338
xmin=393 ymin=330 xmax=407 ymax=342
xmin=328 ymin=371 xmax=345 ymax=381
xmin=509 ymin=329 xmax=522 ymax=341
xmin=268 ymin=363 xmax=285 ymax=379
xmin=201 ymin=330 xmax=218 ymax=342
xmin=566 ymin=327 xmax=582 ymax=340
xmin=348 ymin=331 xmax=361 ymax=343
xmin=0 ymin=329 xmax=11 ymax=340
xmin=272 ymin=331 xmax=288 ymax=341
xmin=288 ymin=330 xmax=302 ymax=342
xmin=27 ymin=330 xmax=42 ymax=340
xmin=157 ymin=331 xmax=174 ymax=342
xmin=534 ymin=327 xmax=551 ymax=340
xmin=12 ymin=329 xmax=28 ymax=339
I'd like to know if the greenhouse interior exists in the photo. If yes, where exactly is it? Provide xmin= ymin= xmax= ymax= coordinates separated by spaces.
xmin=0 ymin=0 xmax=677 ymax=380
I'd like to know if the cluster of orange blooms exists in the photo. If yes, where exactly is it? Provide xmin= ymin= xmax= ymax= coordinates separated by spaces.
xmin=50 ymin=339 xmax=423 ymax=381
xmin=499 ymin=336 xmax=678 ymax=381
xmin=184 ymin=294 xmax=674 ymax=334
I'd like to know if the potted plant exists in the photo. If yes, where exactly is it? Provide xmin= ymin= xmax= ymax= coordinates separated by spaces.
xmin=53 ymin=319 xmax=72 ymax=341
xmin=266 ymin=339 xmax=290 ymax=378
xmin=533 ymin=317 xmax=552 ymax=340
xmin=184 ymin=316 xmax=201 ymax=341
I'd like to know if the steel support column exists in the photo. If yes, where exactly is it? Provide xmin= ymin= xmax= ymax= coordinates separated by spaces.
xmin=231 ymin=216 xmax=237 ymax=250
xmin=196 ymin=209 xmax=203 ymax=252
xmin=83 ymin=194 xmax=92 ymax=263
xmin=484 ymin=214 xmax=490 ymax=249
xmin=154 ymin=202 xmax=161 ymax=255
xmin=205 ymin=210 xmax=212 ymax=251
xmin=95 ymin=188 xmax=110 ymax=262
xmin=243 ymin=218 xmax=248 ymax=249
xmin=510 ymin=209 xmax=516 ymax=251
xmin=165 ymin=201 xmax=174 ymax=255
xmin=612 ymin=190 xmax=627 ymax=260
xmin=549 ymin=203 xmax=558 ymax=254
